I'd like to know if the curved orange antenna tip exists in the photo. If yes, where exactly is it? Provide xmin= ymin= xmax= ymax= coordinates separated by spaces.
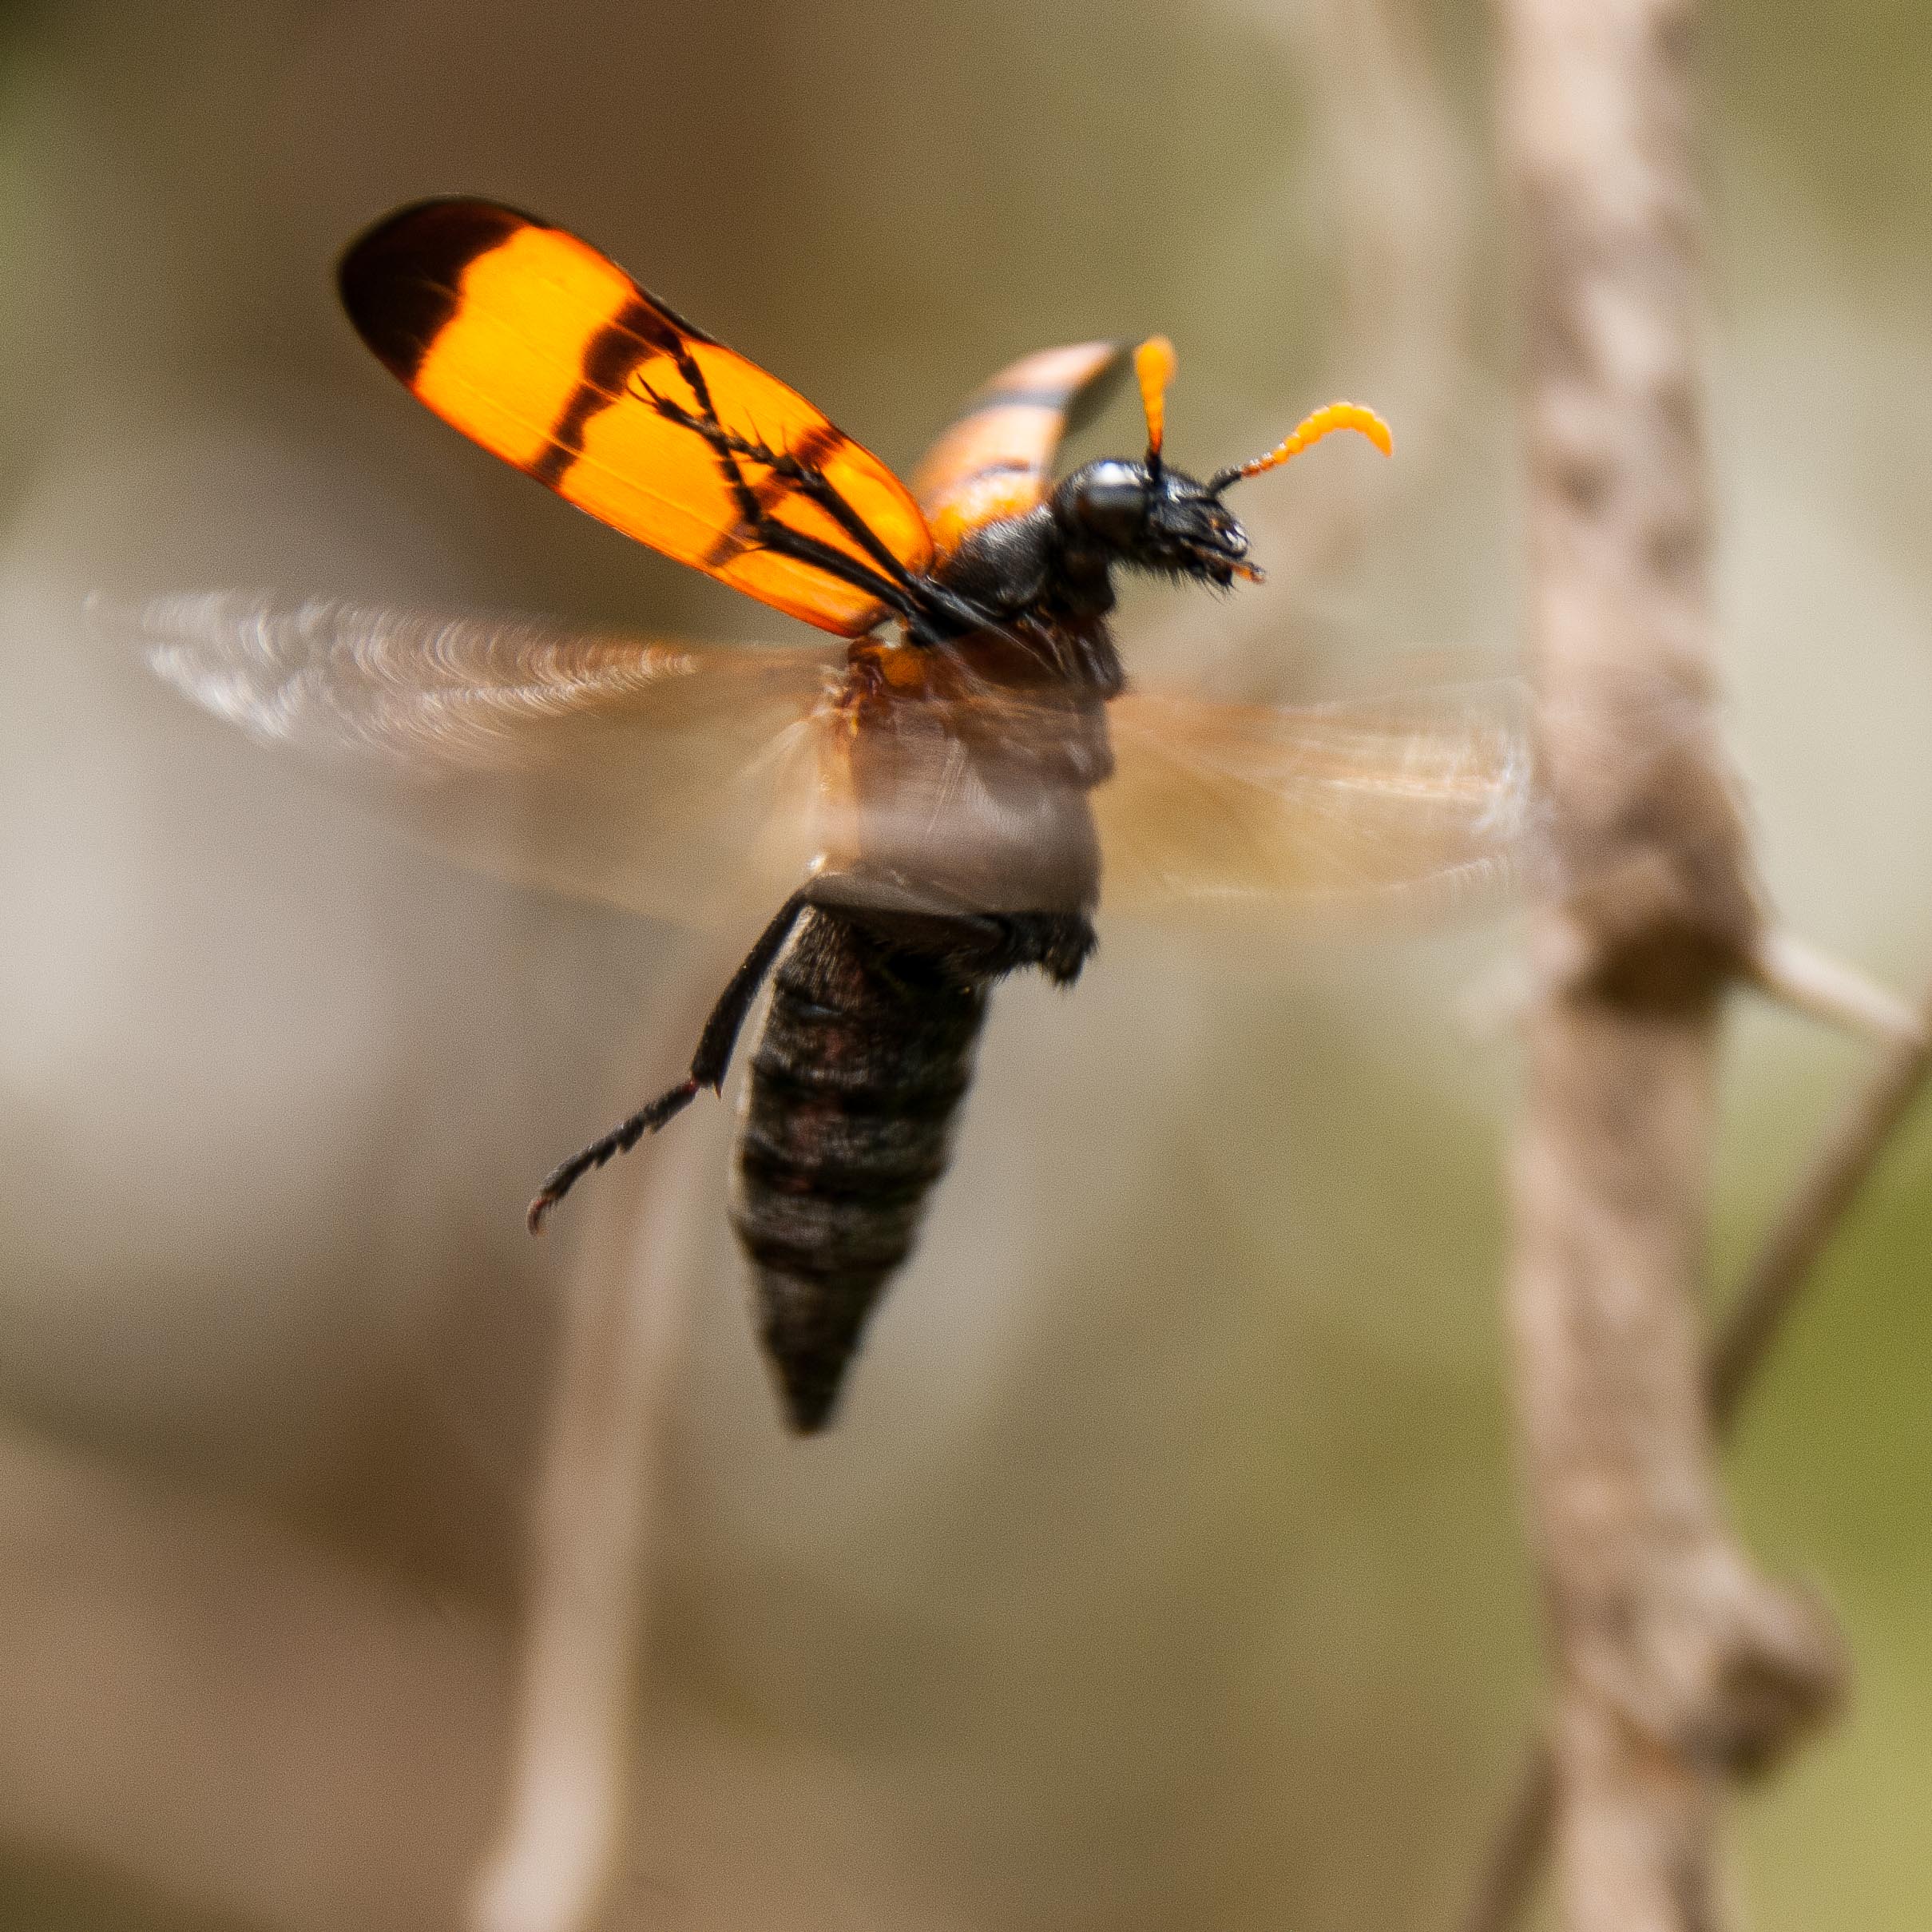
xmin=1134 ymin=335 xmax=1177 ymax=458
xmin=1237 ymin=399 xmax=1393 ymax=480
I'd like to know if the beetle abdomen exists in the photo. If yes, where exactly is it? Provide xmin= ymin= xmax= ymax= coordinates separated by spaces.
xmin=731 ymin=906 xmax=987 ymax=1432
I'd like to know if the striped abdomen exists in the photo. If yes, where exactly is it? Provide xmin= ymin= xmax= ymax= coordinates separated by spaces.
xmin=730 ymin=906 xmax=988 ymax=1432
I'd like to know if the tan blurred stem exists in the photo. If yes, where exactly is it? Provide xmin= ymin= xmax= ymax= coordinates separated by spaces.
xmin=1461 ymin=974 xmax=1932 ymax=1932
xmin=1705 ymin=989 xmax=1932 ymax=1423
xmin=470 ymin=990 xmax=716 ymax=1932
xmin=1497 ymin=4 xmax=1848 ymax=1930
xmin=1744 ymin=930 xmax=1926 ymax=1053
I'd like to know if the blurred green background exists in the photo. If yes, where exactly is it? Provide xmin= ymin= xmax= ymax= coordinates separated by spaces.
xmin=0 ymin=2 xmax=1927 ymax=1930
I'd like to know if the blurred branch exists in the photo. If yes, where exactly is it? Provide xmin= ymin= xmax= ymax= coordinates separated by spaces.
xmin=1707 ymin=982 xmax=1932 ymax=1423
xmin=470 ymin=982 xmax=716 ymax=1932
xmin=1743 ymin=930 xmax=1925 ymax=1053
xmin=1456 ymin=1740 xmax=1556 ymax=1932
xmin=1461 ymin=974 xmax=1932 ymax=1932
xmin=1497 ymin=5 xmax=1849 ymax=1930
xmin=1466 ymin=964 xmax=1932 ymax=1931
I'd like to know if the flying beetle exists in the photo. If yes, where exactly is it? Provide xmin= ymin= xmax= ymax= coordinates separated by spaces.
xmin=133 ymin=198 xmax=1528 ymax=1431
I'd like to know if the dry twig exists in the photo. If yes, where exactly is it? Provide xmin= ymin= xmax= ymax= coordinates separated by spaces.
xmin=1497 ymin=3 xmax=1851 ymax=1929
xmin=1462 ymin=974 xmax=1932 ymax=1932
xmin=470 ymin=978 xmax=720 ymax=1932
xmin=1706 ymin=994 xmax=1932 ymax=1426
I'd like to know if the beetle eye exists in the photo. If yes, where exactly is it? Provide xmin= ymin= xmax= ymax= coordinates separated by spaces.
xmin=1069 ymin=461 xmax=1148 ymax=545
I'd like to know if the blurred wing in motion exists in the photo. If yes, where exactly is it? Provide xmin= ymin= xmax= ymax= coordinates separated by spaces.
xmin=911 ymin=341 xmax=1126 ymax=559
xmin=119 ymin=595 xmax=1533 ymax=934
xmin=338 ymin=198 xmax=933 ymax=637
xmin=121 ymin=593 xmax=843 ymax=927
xmin=1096 ymin=682 xmax=1536 ymax=929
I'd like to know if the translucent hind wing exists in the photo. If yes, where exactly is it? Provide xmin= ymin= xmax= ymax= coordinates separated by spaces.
xmin=1095 ymin=681 xmax=1536 ymax=929
xmin=121 ymin=593 xmax=843 ymax=927
xmin=122 ymin=593 xmax=1535 ymax=934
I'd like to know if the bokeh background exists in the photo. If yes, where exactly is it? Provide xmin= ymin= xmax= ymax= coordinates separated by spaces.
xmin=2 ymin=2 xmax=1929 ymax=1929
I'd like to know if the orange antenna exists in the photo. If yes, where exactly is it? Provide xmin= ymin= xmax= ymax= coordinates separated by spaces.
xmin=1133 ymin=335 xmax=1177 ymax=473
xmin=1208 ymin=399 xmax=1392 ymax=492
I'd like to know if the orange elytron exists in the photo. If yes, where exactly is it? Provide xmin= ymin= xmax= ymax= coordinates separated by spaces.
xmin=139 ymin=197 xmax=1525 ymax=1431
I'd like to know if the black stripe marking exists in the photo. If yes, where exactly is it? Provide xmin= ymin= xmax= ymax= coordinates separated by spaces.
xmin=748 ymin=1052 xmax=973 ymax=1120
xmin=737 ymin=1136 xmax=946 ymax=1207
xmin=1061 ymin=351 xmax=1129 ymax=435
xmin=629 ymin=343 xmax=926 ymax=622
xmin=339 ymin=198 xmax=530 ymax=383
xmin=732 ymin=423 xmax=862 ymax=549
xmin=529 ymin=297 xmax=667 ymax=487
xmin=736 ymin=1232 xmax=907 ymax=1282
xmin=746 ymin=422 xmax=848 ymax=518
